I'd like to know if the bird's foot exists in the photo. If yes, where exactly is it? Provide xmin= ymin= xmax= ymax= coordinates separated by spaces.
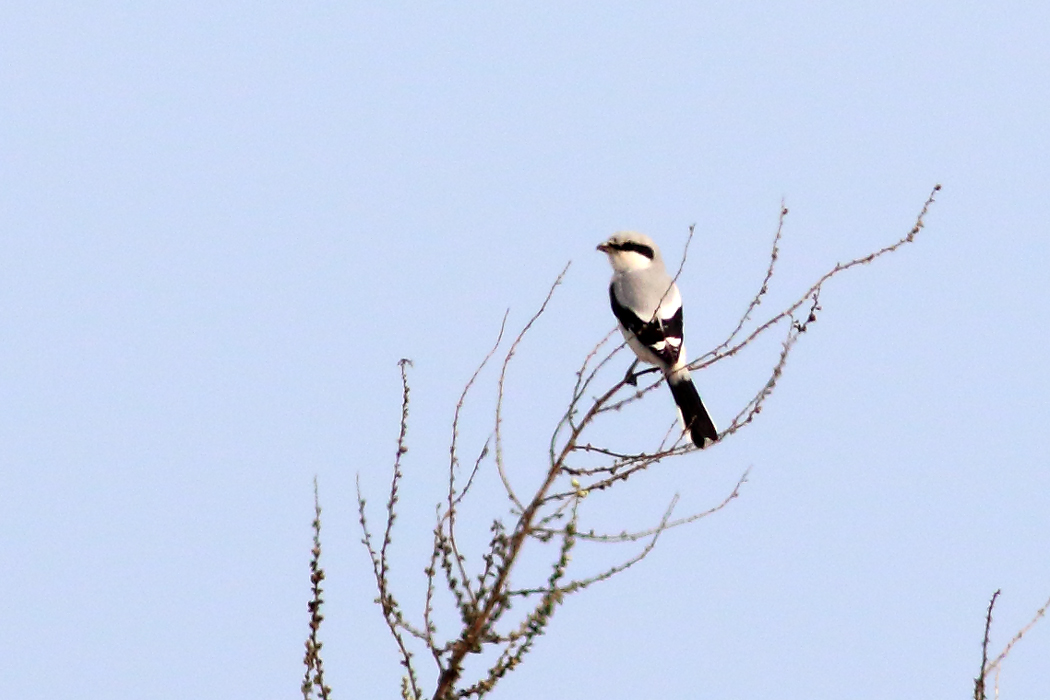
xmin=623 ymin=360 xmax=640 ymax=386
xmin=624 ymin=364 xmax=660 ymax=386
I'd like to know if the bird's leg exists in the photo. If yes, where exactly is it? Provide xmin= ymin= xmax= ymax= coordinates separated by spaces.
xmin=623 ymin=359 xmax=640 ymax=386
xmin=624 ymin=361 xmax=662 ymax=386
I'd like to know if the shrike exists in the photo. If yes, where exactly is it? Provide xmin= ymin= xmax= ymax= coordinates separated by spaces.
xmin=598 ymin=232 xmax=718 ymax=448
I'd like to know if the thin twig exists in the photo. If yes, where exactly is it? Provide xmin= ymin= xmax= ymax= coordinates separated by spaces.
xmin=510 ymin=494 xmax=679 ymax=598
xmin=982 ymin=592 xmax=1050 ymax=680
xmin=496 ymin=263 xmax=571 ymax=510
xmin=301 ymin=478 xmax=331 ymax=700
xmin=358 ymin=476 xmax=421 ymax=699
xmin=702 ymin=203 xmax=788 ymax=361
xmin=693 ymin=184 xmax=941 ymax=374
xmin=975 ymin=589 xmax=1001 ymax=700
xmin=358 ymin=359 xmax=422 ymax=699
xmin=552 ymin=328 xmax=620 ymax=458
xmin=558 ymin=468 xmax=750 ymax=543
xmin=445 ymin=312 xmax=510 ymax=609
xmin=381 ymin=359 xmax=413 ymax=584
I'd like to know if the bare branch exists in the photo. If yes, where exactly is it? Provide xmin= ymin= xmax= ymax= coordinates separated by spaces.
xmin=561 ymin=467 xmax=750 ymax=543
xmin=981 ymin=591 xmax=1050 ymax=684
xmin=510 ymin=493 xmax=678 ymax=598
xmin=381 ymin=359 xmax=413 ymax=583
xmin=461 ymin=501 xmax=583 ymax=697
xmin=301 ymin=478 xmax=331 ymax=700
xmin=656 ymin=222 xmax=696 ymax=316
xmin=358 ymin=475 xmax=422 ymax=699
xmin=444 ymin=312 xmax=510 ymax=610
xmin=694 ymin=184 xmax=941 ymax=373
xmin=496 ymin=263 xmax=572 ymax=510
xmin=551 ymin=328 xmax=621 ymax=461
xmin=357 ymin=359 xmax=422 ymax=700
xmin=706 ymin=203 xmax=788 ymax=359
xmin=450 ymin=311 xmax=509 ymax=505
xmin=975 ymin=589 xmax=1001 ymax=700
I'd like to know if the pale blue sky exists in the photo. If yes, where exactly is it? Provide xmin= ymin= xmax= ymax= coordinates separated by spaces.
xmin=2 ymin=2 xmax=1048 ymax=698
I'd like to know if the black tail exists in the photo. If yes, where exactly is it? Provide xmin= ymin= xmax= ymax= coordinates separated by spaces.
xmin=668 ymin=374 xmax=718 ymax=448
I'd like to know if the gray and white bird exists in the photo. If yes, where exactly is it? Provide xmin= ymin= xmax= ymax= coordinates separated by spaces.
xmin=598 ymin=231 xmax=718 ymax=448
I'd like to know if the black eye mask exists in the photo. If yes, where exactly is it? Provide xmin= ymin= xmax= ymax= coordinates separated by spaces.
xmin=610 ymin=241 xmax=655 ymax=259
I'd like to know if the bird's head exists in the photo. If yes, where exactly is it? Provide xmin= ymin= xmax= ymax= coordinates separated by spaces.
xmin=597 ymin=231 xmax=662 ymax=273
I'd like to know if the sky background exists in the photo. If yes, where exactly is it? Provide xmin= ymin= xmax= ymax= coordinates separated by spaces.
xmin=2 ymin=2 xmax=1049 ymax=698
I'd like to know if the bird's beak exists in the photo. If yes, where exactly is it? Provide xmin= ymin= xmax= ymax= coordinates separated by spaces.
xmin=596 ymin=242 xmax=611 ymax=253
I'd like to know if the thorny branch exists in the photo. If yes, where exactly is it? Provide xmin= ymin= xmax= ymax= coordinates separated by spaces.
xmin=358 ymin=359 xmax=423 ymax=700
xmin=976 ymin=590 xmax=1001 ymax=700
xmin=975 ymin=590 xmax=1050 ymax=700
xmin=301 ymin=479 xmax=331 ymax=700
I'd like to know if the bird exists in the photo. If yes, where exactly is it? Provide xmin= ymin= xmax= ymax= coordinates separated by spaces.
xmin=597 ymin=231 xmax=718 ymax=448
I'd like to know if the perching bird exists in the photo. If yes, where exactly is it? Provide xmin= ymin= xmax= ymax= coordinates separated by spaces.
xmin=597 ymin=231 xmax=718 ymax=448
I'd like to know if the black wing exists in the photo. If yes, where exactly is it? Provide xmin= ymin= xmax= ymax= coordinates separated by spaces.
xmin=609 ymin=283 xmax=684 ymax=367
